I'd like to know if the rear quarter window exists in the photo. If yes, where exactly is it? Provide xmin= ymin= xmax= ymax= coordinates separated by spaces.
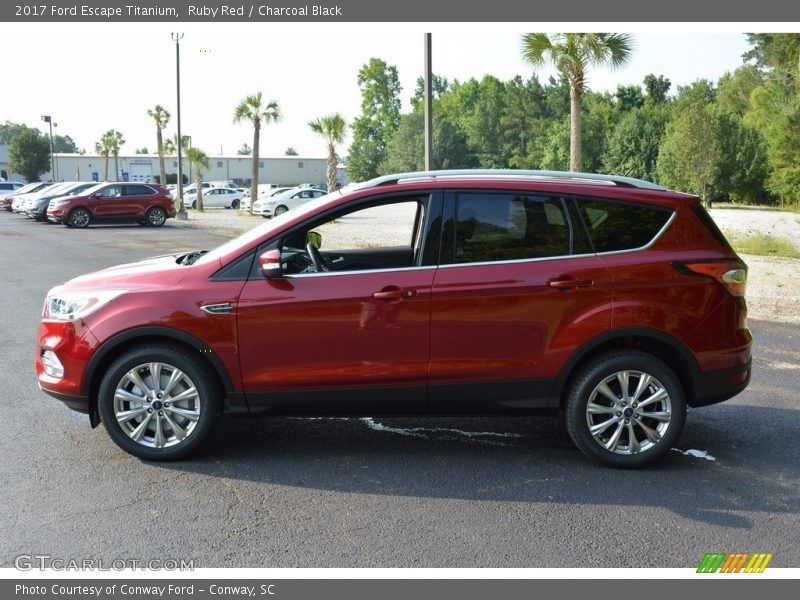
xmin=577 ymin=198 xmax=673 ymax=253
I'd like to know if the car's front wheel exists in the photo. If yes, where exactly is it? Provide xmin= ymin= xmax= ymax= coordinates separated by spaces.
xmin=565 ymin=351 xmax=686 ymax=468
xmin=274 ymin=205 xmax=288 ymax=216
xmin=98 ymin=344 xmax=221 ymax=460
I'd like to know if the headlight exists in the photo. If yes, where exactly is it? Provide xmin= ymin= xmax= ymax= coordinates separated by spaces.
xmin=43 ymin=290 xmax=127 ymax=321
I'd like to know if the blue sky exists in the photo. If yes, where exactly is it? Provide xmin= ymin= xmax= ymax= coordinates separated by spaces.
xmin=2 ymin=24 xmax=754 ymax=158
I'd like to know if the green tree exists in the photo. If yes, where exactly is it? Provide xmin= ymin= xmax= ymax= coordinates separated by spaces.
xmin=95 ymin=132 xmax=113 ymax=181
xmin=657 ymin=102 xmax=722 ymax=207
xmin=103 ymin=129 xmax=125 ymax=181
xmin=53 ymin=134 xmax=77 ymax=153
xmin=237 ymin=143 xmax=252 ymax=155
xmin=643 ymin=74 xmax=671 ymax=103
xmin=380 ymin=111 xmax=474 ymax=173
xmin=8 ymin=129 xmax=50 ymax=182
xmin=742 ymin=34 xmax=800 ymax=204
xmin=147 ymin=105 xmax=171 ymax=186
xmin=717 ymin=66 xmax=763 ymax=117
xmin=163 ymin=134 xmax=192 ymax=155
xmin=602 ymin=103 xmax=670 ymax=181
xmin=521 ymin=32 xmax=633 ymax=171
xmin=309 ymin=114 xmax=346 ymax=192
xmin=184 ymin=147 xmax=209 ymax=211
xmin=135 ymin=147 xmax=149 ymax=154
xmin=233 ymin=92 xmax=281 ymax=214
xmin=347 ymin=58 xmax=402 ymax=182
xmin=284 ymin=147 xmax=298 ymax=156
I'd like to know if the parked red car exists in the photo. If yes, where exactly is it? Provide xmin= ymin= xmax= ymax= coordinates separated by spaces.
xmin=46 ymin=182 xmax=176 ymax=227
xmin=36 ymin=170 xmax=751 ymax=466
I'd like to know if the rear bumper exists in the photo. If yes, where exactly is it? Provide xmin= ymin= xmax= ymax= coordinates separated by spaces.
xmin=692 ymin=359 xmax=751 ymax=407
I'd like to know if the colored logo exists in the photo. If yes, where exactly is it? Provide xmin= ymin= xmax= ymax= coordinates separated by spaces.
xmin=697 ymin=552 xmax=773 ymax=573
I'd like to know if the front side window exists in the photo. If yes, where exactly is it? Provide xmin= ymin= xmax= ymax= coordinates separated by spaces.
xmin=98 ymin=186 xmax=122 ymax=198
xmin=280 ymin=197 xmax=427 ymax=275
xmin=453 ymin=193 xmax=570 ymax=263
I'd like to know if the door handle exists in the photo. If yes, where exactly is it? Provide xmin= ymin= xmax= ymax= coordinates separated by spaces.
xmin=372 ymin=288 xmax=417 ymax=300
xmin=548 ymin=277 xmax=593 ymax=289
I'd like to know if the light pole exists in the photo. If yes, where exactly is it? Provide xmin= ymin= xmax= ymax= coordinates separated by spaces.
xmin=53 ymin=122 xmax=59 ymax=180
xmin=172 ymin=32 xmax=187 ymax=219
xmin=41 ymin=115 xmax=54 ymax=181
xmin=424 ymin=33 xmax=433 ymax=171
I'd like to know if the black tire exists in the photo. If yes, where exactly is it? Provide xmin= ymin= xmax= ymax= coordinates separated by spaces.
xmin=146 ymin=206 xmax=167 ymax=227
xmin=274 ymin=205 xmax=288 ymax=216
xmin=68 ymin=207 xmax=91 ymax=228
xmin=191 ymin=201 xmax=197 ymax=209
xmin=98 ymin=344 xmax=221 ymax=461
xmin=231 ymin=199 xmax=240 ymax=209
xmin=564 ymin=350 xmax=686 ymax=468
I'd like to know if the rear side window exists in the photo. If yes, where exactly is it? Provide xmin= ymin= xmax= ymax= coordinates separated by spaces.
xmin=124 ymin=185 xmax=155 ymax=196
xmin=454 ymin=193 xmax=570 ymax=263
xmin=577 ymin=199 xmax=672 ymax=253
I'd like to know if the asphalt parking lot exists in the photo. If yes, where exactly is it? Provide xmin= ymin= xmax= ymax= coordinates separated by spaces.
xmin=1 ymin=214 xmax=798 ymax=568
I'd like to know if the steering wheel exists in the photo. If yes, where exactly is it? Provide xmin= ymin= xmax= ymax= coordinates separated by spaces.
xmin=306 ymin=242 xmax=329 ymax=272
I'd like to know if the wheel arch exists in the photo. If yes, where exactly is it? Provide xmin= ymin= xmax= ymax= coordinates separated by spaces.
xmin=82 ymin=326 xmax=237 ymax=427
xmin=550 ymin=327 xmax=700 ymax=409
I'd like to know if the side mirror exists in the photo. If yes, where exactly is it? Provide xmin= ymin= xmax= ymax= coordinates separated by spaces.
xmin=307 ymin=231 xmax=322 ymax=249
xmin=258 ymin=248 xmax=283 ymax=279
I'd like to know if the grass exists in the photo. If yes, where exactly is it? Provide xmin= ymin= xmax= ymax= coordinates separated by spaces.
xmin=729 ymin=233 xmax=800 ymax=259
xmin=713 ymin=203 xmax=800 ymax=214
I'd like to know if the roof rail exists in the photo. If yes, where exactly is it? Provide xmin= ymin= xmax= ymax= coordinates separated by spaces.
xmin=351 ymin=169 xmax=666 ymax=191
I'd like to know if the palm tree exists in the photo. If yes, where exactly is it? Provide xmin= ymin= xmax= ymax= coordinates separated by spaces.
xmin=184 ymin=147 xmax=209 ymax=211
xmin=233 ymin=92 xmax=280 ymax=214
xmin=103 ymin=129 xmax=125 ymax=181
xmin=309 ymin=114 xmax=346 ymax=192
xmin=147 ymin=105 xmax=171 ymax=185
xmin=163 ymin=133 xmax=192 ymax=156
xmin=522 ymin=33 xmax=633 ymax=171
xmin=95 ymin=134 xmax=112 ymax=181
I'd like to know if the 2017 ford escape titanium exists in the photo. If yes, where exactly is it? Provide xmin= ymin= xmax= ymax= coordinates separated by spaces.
xmin=36 ymin=170 xmax=751 ymax=467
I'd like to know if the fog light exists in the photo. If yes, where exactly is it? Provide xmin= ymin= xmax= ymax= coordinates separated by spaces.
xmin=41 ymin=350 xmax=64 ymax=379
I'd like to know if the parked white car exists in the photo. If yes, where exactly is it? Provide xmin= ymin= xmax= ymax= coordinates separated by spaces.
xmin=241 ymin=186 xmax=292 ymax=212
xmin=186 ymin=186 xmax=243 ymax=209
xmin=252 ymin=187 xmax=327 ymax=218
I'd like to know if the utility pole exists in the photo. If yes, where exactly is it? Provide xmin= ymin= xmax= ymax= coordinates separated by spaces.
xmin=424 ymin=33 xmax=433 ymax=171
xmin=172 ymin=32 xmax=187 ymax=219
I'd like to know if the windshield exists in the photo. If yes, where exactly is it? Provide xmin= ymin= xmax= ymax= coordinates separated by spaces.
xmin=195 ymin=190 xmax=342 ymax=266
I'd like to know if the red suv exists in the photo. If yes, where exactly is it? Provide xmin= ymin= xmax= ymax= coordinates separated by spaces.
xmin=46 ymin=182 xmax=176 ymax=228
xmin=35 ymin=170 xmax=751 ymax=467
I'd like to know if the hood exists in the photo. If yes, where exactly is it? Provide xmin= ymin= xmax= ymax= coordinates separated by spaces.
xmin=53 ymin=253 xmax=194 ymax=293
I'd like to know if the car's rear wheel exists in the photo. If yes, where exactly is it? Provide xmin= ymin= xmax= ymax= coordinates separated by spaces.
xmin=274 ymin=205 xmax=288 ymax=215
xmin=231 ymin=199 xmax=240 ymax=209
xmin=68 ymin=207 xmax=91 ymax=228
xmin=146 ymin=206 xmax=167 ymax=227
xmin=98 ymin=344 xmax=221 ymax=461
xmin=565 ymin=351 xmax=686 ymax=468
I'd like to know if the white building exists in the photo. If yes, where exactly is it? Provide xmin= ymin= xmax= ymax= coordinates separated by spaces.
xmin=48 ymin=153 xmax=348 ymax=188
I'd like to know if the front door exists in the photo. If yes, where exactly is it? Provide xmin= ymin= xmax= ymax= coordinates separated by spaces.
xmin=236 ymin=194 xmax=438 ymax=416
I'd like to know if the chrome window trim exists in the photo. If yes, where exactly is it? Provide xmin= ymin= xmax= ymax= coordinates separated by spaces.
xmin=284 ymin=265 xmax=438 ymax=279
xmin=592 ymin=209 xmax=676 ymax=257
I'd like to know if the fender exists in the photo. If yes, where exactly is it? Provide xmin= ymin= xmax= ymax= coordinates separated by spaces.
xmin=548 ymin=326 xmax=700 ymax=407
xmin=81 ymin=326 xmax=241 ymax=425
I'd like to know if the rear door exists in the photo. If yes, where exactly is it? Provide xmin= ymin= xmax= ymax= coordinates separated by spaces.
xmin=429 ymin=190 xmax=612 ymax=413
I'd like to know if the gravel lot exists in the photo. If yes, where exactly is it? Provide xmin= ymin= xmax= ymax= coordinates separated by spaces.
xmin=175 ymin=205 xmax=800 ymax=324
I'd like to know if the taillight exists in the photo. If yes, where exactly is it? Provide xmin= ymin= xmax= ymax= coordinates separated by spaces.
xmin=674 ymin=261 xmax=747 ymax=297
